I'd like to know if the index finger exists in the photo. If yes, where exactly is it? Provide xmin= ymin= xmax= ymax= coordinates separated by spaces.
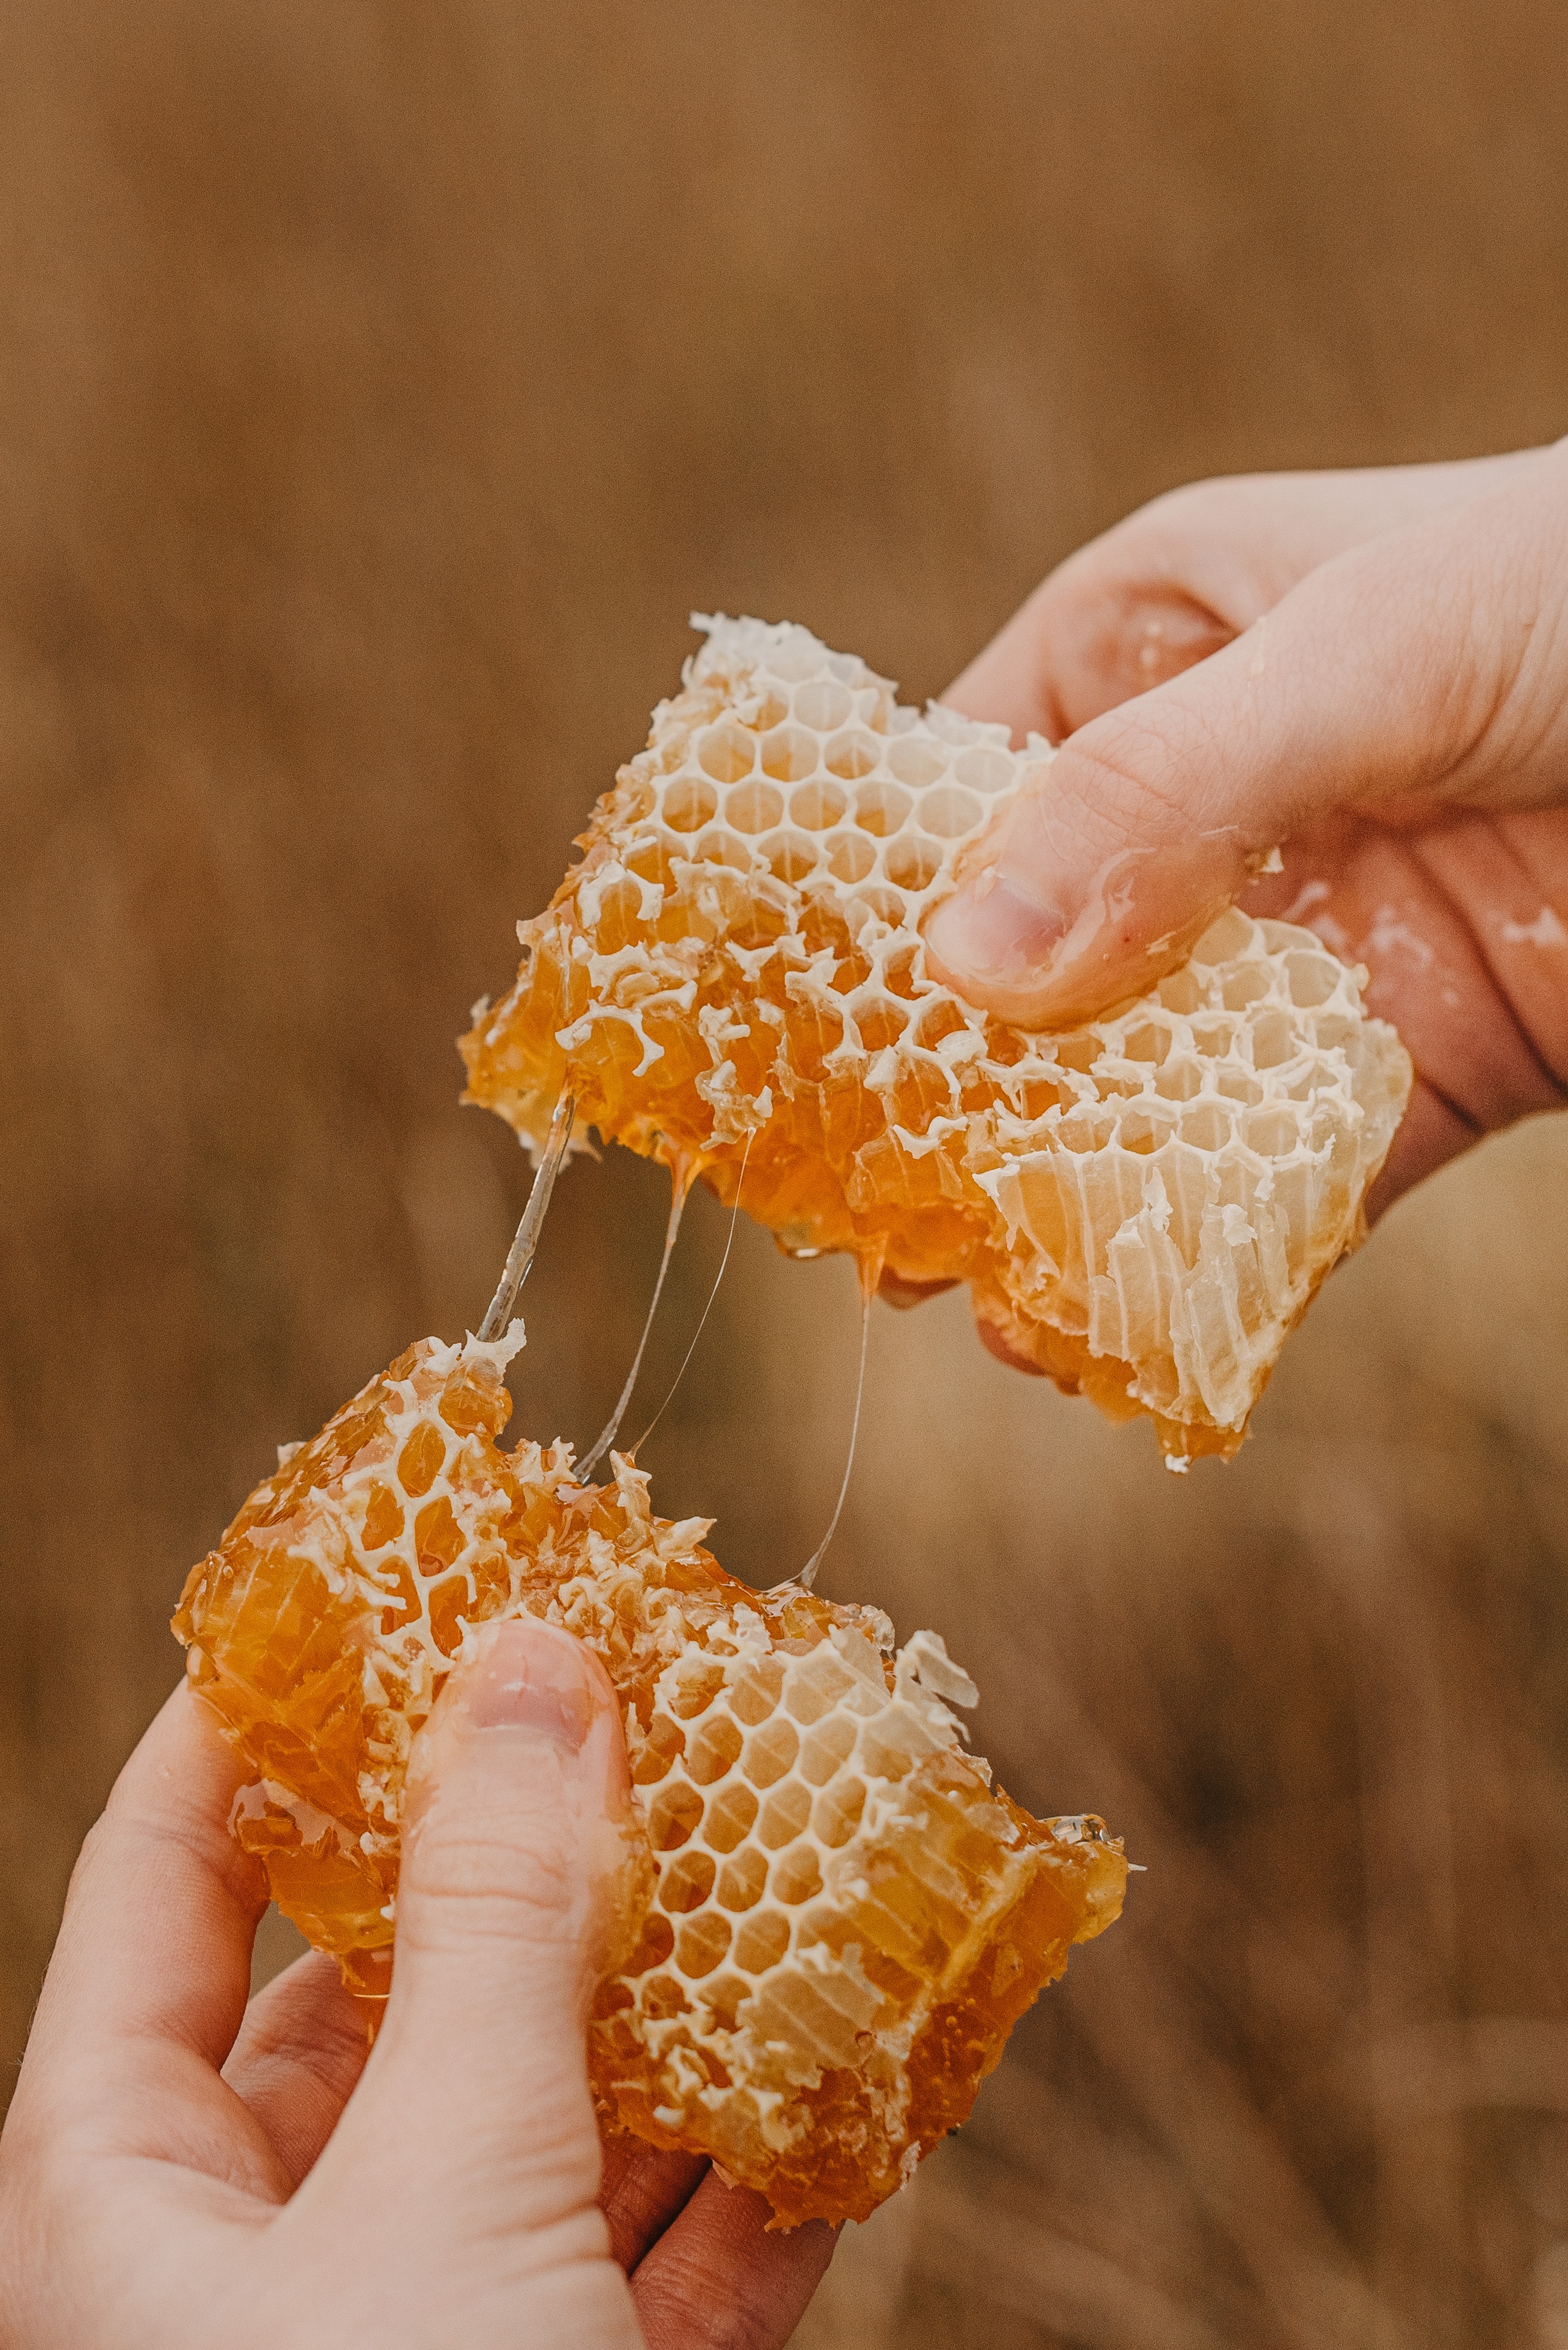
xmin=10 ymin=1682 xmax=265 ymax=2132
xmin=944 ymin=450 xmax=1548 ymax=745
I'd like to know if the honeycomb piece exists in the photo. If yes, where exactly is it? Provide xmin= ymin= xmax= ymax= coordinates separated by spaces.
xmin=173 ymin=1330 xmax=1125 ymax=2228
xmin=462 ymin=616 xmax=1412 ymax=1463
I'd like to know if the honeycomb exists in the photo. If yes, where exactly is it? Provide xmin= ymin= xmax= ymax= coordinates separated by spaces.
xmin=173 ymin=1328 xmax=1125 ymax=2229
xmin=462 ymin=616 xmax=1412 ymax=1463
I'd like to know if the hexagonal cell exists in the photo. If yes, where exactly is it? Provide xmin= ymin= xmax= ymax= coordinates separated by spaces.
xmin=623 ymin=1912 xmax=676 ymax=1975
xmin=824 ymin=830 xmax=876 ymax=884
xmin=725 ymin=780 xmax=786 ymax=834
xmin=797 ymin=1715 xmax=858 ymax=1787
xmin=669 ymin=1659 xmax=729 ymax=1719
xmin=1120 ymin=1020 xmax=1172 ymax=1066
xmin=1114 ymin=1107 xmax=1174 ymax=1158
xmin=661 ymin=775 xmax=719 ymax=832
xmin=853 ymin=1726 xmax=917 ymax=1782
xmin=1193 ymin=906 xmax=1254 ymax=962
xmin=953 ymin=745 xmax=1016 ymax=794
xmin=760 ymin=725 xmax=821 ymax=783
xmin=1249 ymin=1010 xmax=1298 ymax=1071
xmin=1222 ymin=966 xmax=1271 ymax=1011
xmin=659 ymin=1848 xmax=717 ymax=1914
xmin=743 ymin=1717 xmax=800 ymax=1788
xmin=770 ymin=1845 xmax=824 ymax=1905
xmin=730 ymin=1908 xmax=791 ymax=1975
xmin=757 ymin=1780 xmax=814 ymax=1849
xmin=886 ymin=737 xmax=948 ymax=789
xmin=1179 ymin=1102 xmax=1234 ymax=1154
xmin=728 ymin=1658 xmax=785 ymax=1727
xmin=813 ymin=1776 xmax=867 ymax=1848
xmin=852 ymin=780 xmax=913 ymax=837
xmin=882 ymin=833 xmax=943 ymax=892
xmin=697 ymin=724 xmax=757 ymax=784
xmin=826 ymin=730 xmax=883 ymax=782
xmin=848 ymin=885 xmax=912 ymax=932
xmin=792 ymin=677 xmax=854 ymax=733
xmin=1244 ymin=1106 xmax=1304 ymax=1159
xmin=714 ymin=1846 xmax=770 ymax=1912
xmin=633 ymin=1712 xmax=687 ymax=1787
xmin=414 ymin=1497 xmax=462 ymax=1574
xmin=1154 ymin=1058 xmax=1202 ymax=1102
xmin=789 ymin=779 xmax=850 ymax=831
xmin=675 ymin=1911 xmax=732 ymax=1980
xmin=397 ymin=1422 xmax=447 ymax=1498
xmin=693 ymin=830 xmax=756 ymax=870
xmin=1192 ymin=1019 xmax=1237 ymax=1060
xmin=913 ymin=999 xmax=970 ymax=1051
xmin=916 ymin=785 xmax=982 ymax=839
xmin=625 ymin=839 xmax=676 ymax=890
xmin=686 ymin=1716 xmax=744 ymax=1786
xmin=1156 ymin=968 xmax=1204 ymax=1015
xmin=1054 ymin=1110 xmax=1118 ymax=1156
xmin=696 ymin=1971 xmax=749 ymax=2032
xmin=760 ymin=830 xmax=822 ymax=884
xmin=700 ymin=1781 xmax=759 ymax=1854
xmin=1285 ymin=951 xmax=1338 ymax=1009
xmin=783 ymin=1652 xmax=855 ymax=1726
xmin=647 ymin=1780 xmax=705 ymax=1852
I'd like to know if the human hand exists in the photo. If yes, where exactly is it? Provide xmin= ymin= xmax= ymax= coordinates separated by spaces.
xmin=924 ymin=443 xmax=1568 ymax=1213
xmin=0 ymin=1619 xmax=834 ymax=2350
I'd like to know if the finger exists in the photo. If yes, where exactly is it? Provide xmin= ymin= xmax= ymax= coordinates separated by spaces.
xmin=944 ymin=448 xmax=1550 ymax=744
xmin=598 ymin=2135 xmax=708 ymax=2273
xmin=1259 ymin=820 xmax=1568 ymax=1119
xmin=925 ymin=447 xmax=1568 ymax=1028
xmin=7 ymin=1683 xmax=264 ymax=2147
xmin=631 ymin=2173 xmax=837 ymax=2350
xmin=1239 ymin=814 xmax=1567 ymax=1218
xmin=319 ymin=1616 xmax=640 ymax=2255
xmin=222 ymin=1950 xmax=369 ymax=2188
xmin=1364 ymin=1080 xmax=1479 ymax=1219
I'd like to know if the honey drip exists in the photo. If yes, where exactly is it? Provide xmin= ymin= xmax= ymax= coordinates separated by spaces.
xmin=795 ymin=1281 xmax=873 ymax=1592
xmin=580 ymin=1164 xmax=690 ymax=1478
xmin=174 ymin=1331 xmax=1125 ymax=2229
xmin=630 ymin=1129 xmax=754 ymax=1456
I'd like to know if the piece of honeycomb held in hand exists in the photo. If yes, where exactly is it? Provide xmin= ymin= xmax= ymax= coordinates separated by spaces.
xmin=173 ymin=1328 xmax=1126 ymax=2229
xmin=462 ymin=617 xmax=1413 ymax=1463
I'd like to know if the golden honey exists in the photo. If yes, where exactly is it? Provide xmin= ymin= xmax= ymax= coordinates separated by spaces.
xmin=175 ymin=1330 xmax=1124 ymax=2227
xmin=463 ymin=617 xmax=1411 ymax=1462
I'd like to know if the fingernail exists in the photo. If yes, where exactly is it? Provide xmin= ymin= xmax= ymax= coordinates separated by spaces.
xmin=924 ymin=864 xmax=1067 ymax=996
xmin=463 ymin=1619 xmax=602 ymax=1753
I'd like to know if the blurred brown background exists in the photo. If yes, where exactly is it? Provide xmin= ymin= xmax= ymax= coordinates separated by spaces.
xmin=3 ymin=2 xmax=1567 ymax=2342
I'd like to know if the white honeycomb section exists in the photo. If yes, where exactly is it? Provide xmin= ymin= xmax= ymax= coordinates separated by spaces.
xmin=625 ymin=1617 xmax=1018 ymax=2131
xmin=972 ymin=906 xmax=1410 ymax=1430
xmin=523 ymin=616 xmax=1412 ymax=1450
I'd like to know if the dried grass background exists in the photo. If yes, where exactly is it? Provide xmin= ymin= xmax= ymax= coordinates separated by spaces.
xmin=3 ymin=5 xmax=1567 ymax=2343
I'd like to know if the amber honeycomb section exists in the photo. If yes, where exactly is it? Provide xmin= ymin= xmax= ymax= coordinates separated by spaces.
xmin=462 ymin=616 xmax=1412 ymax=1463
xmin=174 ymin=1330 xmax=1125 ymax=2227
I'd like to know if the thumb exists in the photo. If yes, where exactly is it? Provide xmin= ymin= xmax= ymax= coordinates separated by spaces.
xmin=924 ymin=450 xmax=1568 ymax=1027
xmin=335 ymin=1616 xmax=641 ymax=2246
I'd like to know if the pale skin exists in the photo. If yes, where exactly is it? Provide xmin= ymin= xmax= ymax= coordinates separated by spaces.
xmin=926 ymin=440 xmax=1568 ymax=1219
xmin=0 ymin=1620 xmax=836 ymax=2349
xmin=6 ymin=449 xmax=1567 ymax=2346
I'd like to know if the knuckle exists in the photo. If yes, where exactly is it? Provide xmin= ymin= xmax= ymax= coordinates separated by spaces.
xmin=405 ymin=1812 xmax=578 ymax=1932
